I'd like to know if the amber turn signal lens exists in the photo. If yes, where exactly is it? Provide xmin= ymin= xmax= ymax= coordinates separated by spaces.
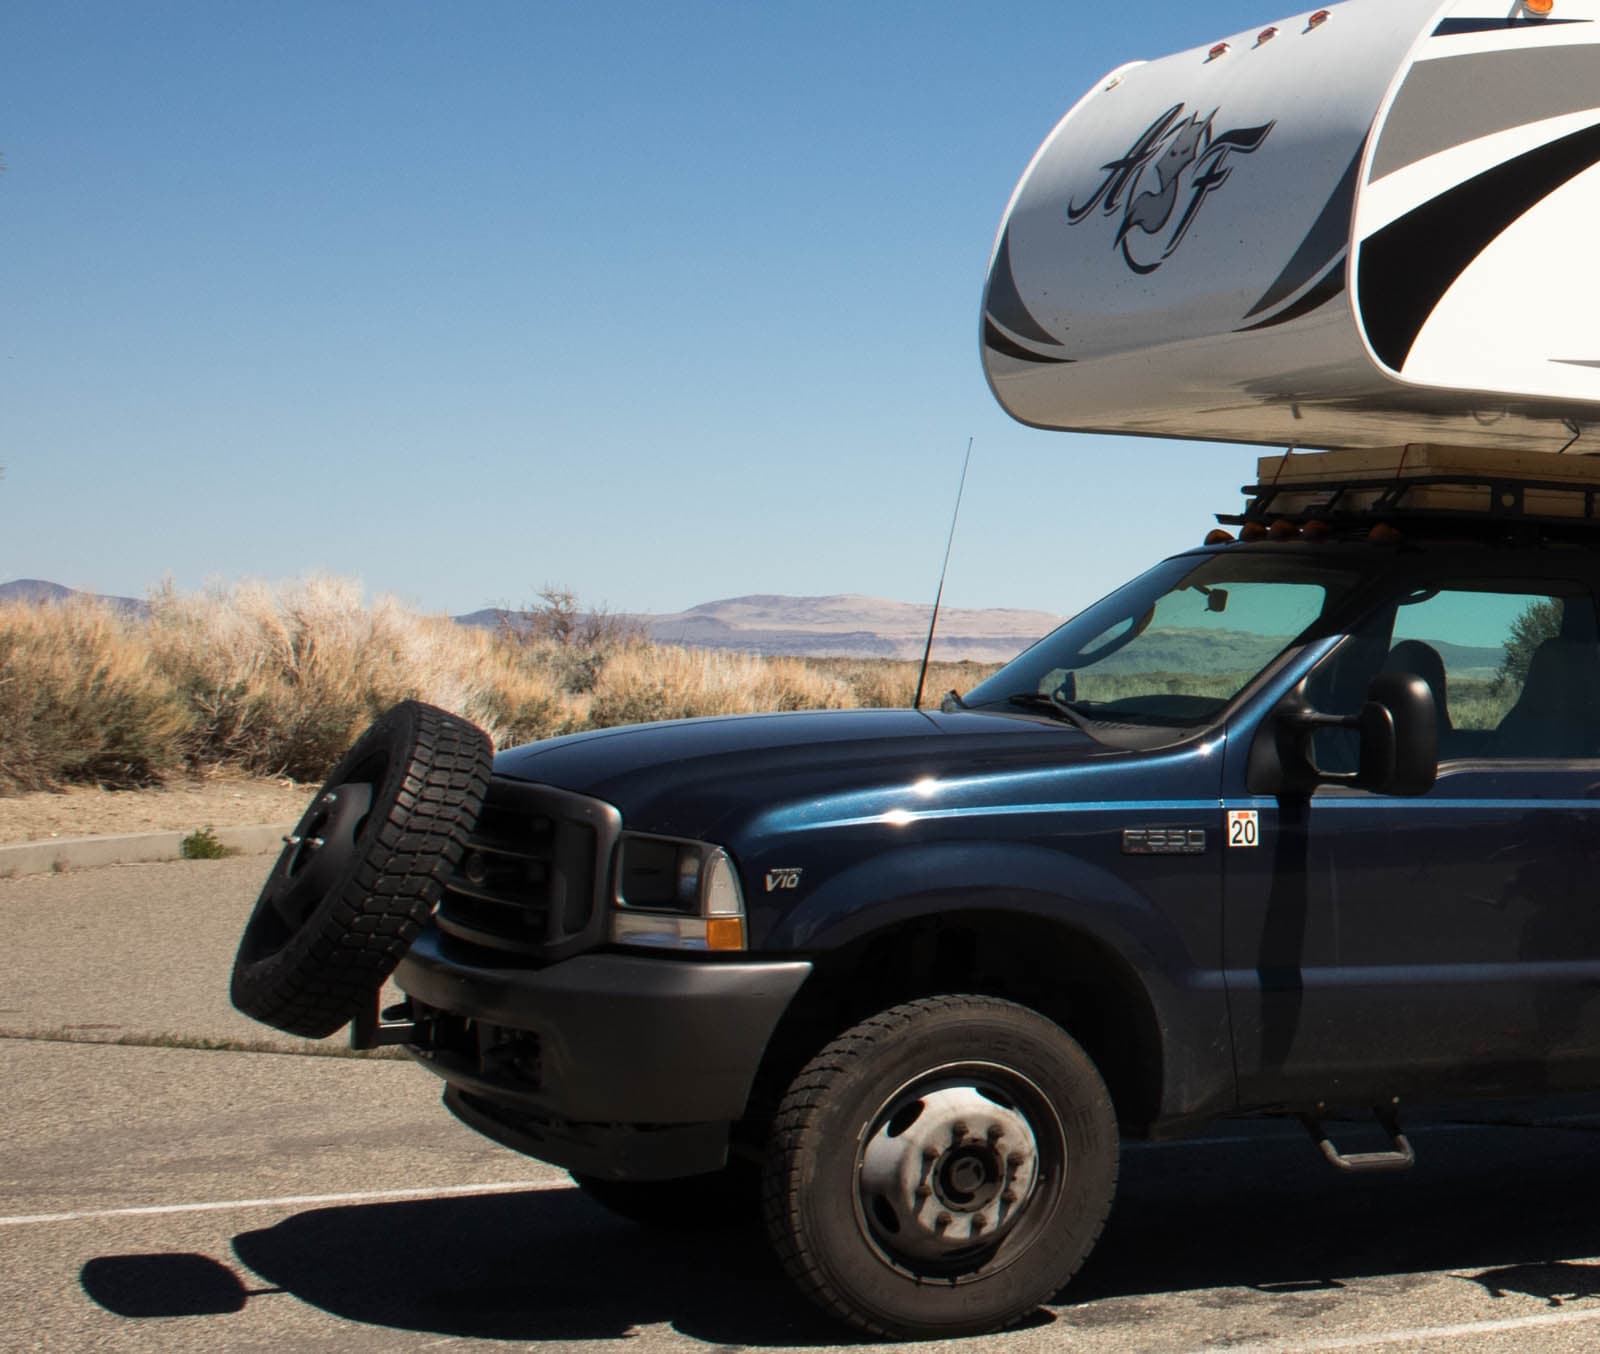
xmin=1307 ymin=9 xmax=1330 ymax=27
xmin=1268 ymin=518 xmax=1298 ymax=540
xmin=1204 ymin=528 xmax=1235 ymax=545
xmin=1525 ymin=0 xmax=1555 ymax=14
xmin=1240 ymin=521 xmax=1268 ymax=541
xmin=705 ymin=917 xmax=746 ymax=951
xmin=1368 ymin=523 xmax=1404 ymax=544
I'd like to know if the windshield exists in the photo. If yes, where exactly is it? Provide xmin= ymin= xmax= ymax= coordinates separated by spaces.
xmin=962 ymin=553 xmax=1363 ymax=731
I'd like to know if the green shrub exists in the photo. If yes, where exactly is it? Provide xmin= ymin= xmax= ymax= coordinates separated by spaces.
xmin=179 ymin=825 xmax=233 ymax=859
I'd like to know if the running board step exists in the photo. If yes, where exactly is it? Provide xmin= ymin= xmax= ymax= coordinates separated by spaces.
xmin=1299 ymin=1106 xmax=1415 ymax=1173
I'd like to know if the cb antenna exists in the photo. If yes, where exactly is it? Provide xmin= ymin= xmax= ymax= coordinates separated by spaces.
xmin=914 ymin=436 xmax=974 ymax=711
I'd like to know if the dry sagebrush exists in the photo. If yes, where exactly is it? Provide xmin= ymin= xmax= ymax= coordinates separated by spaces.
xmin=0 ymin=578 xmax=1005 ymax=791
xmin=0 ymin=600 xmax=191 ymax=791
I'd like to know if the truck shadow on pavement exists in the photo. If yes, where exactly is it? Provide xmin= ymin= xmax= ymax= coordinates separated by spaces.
xmin=83 ymin=1187 xmax=860 ymax=1346
xmin=1072 ymin=1118 xmax=1600 ymax=1308
xmin=77 ymin=1118 xmax=1600 ymax=1345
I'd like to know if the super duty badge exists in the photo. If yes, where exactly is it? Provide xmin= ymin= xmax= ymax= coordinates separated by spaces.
xmin=1122 ymin=827 xmax=1207 ymax=856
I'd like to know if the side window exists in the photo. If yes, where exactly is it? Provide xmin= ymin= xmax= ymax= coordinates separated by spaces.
xmin=1309 ymin=583 xmax=1600 ymax=764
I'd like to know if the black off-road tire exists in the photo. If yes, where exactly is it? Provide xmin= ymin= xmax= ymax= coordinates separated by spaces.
xmin=571 ymin=1164 xmax=759 ymax=1231
xmin=762 ymin=995 xmax=1118 ymax=1340
xmin=229 ymin=700 xmax=492 ymax=1038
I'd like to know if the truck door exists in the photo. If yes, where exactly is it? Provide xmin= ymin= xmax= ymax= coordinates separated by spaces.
xmin=1224 ymin=577 xmax=1600 ymax=1107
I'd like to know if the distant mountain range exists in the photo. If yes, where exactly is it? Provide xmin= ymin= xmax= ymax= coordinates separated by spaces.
xmin=459 ymin=593 xmax=1066 ymax=662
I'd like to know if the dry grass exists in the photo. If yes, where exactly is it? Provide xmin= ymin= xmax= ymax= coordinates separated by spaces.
xmin=588 ymin=643 xmax=852 ymax=727
xmin=146 ymin=576 xmax=581 ymax=778
xmin=0 ymin=600 xmax=191 ymax=792
xmin=802 ymin=658 xmax=1003 ymax=708
xmin=2 ymin=578 xmax=1002 ymax=791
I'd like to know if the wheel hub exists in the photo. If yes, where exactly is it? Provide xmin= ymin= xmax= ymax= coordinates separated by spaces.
xmin=858 ymin=1080 xmax=1044 ymax=1262
xmin=268 ymin=781 xmax=374 ymax=932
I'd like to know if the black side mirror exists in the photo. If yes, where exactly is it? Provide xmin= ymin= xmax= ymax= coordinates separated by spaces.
xmin=1250 ymin=673 xmax=1437 ymax=798
xmin=1356 ymin=672 xmax=1437 ymax=796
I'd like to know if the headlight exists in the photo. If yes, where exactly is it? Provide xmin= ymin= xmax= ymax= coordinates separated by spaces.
xmin=611 ymin=834 xmax=746 ymax=952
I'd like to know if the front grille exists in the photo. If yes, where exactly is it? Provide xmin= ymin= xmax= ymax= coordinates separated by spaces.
xmin=435 ymin=778 xmax=621 ymax=962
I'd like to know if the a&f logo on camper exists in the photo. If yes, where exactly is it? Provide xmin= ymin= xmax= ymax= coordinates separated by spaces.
xmin=1067 ymin=103 xmax=1274 ymax=274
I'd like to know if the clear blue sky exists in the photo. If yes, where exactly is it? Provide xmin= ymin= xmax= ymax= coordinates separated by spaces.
xmin=4 ymin=2 xmax=1288 ymax=620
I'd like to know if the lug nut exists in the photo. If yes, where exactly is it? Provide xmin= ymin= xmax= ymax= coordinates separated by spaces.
xmin=987 ymin=1125 xmax=1004 ymax=1144
xmin=1006 ymin=1152 xmax=1025 ymax=1168
xmin=951 ymin=1120 xmax=969 ymax=1142
xmin=935 ymin=1211 xmax=952 ymax=1233
xmin=970 ymin=1214 xmax=987 ymax=1233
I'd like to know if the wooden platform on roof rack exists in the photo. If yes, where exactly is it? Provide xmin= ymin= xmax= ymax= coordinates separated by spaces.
xmin=1228 ymin=444 xmax=1600 ymax=528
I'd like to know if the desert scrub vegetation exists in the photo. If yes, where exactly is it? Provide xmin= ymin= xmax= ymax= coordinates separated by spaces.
xmin=588 ymin=645 xmax=853 ymax=726
xmin=0 ymin=578 xmax=996 ymax=793
xmin=801 ymin=658 xmax=1002 ymax=708
xmin=0 ymin=599 xmax=190 ymax=791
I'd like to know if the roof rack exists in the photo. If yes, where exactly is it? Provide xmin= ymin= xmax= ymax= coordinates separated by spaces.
xmin=1214 ymin=446 xmax=1600 ymax=540
xmin=1219 ymin=472 xmax=1600 ymax=533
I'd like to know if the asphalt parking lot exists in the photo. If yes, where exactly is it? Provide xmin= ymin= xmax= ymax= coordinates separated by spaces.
xmin=7 ymin=857 xmax=1600 ymax=1352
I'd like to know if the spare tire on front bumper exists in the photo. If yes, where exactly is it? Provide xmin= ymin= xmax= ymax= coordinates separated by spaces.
xmin=229 ymin=700 xmax=492 ymax=1039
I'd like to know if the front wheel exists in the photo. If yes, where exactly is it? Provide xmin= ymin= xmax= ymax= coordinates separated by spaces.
xmin=762 ymin=995 xmax=1117 ymax=1340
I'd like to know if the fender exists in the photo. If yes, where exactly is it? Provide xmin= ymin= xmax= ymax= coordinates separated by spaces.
xmin=757 ymin=838 xmax=1235 ymax=1126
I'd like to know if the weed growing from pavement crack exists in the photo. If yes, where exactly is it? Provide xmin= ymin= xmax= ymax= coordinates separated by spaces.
xmin=179 ymin=825 xmax=233 ymax=859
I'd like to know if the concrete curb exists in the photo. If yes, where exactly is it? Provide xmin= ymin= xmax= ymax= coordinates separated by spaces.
xmin=0 ymin=822 xmax=295 ymax=877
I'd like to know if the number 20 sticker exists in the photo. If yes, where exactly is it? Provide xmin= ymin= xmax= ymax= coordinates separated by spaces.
xmin=1227 ymin=810 xmax=1260 ymax=848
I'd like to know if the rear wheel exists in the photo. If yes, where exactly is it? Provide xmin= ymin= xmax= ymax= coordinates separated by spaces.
xmin=762 ymin=994 xmax=1117 ymax=1340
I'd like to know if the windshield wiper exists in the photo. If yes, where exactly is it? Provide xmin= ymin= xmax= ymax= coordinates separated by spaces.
xmin=1005 ymin=691 xmax=1096 ymax=735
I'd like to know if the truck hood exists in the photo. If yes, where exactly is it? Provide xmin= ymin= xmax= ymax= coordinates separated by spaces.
xmin=492 ymin=707 xmax=1114 ymax=840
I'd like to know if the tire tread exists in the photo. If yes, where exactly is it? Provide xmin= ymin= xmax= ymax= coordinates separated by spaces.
xmin=761 ymin=994 xmax=1117 ymax=1340
xmin=229 ymin=701 xmax=492 ymax=1038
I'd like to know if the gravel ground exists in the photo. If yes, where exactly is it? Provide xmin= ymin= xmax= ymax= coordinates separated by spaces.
xmin=0 ymin=776 xmax=313 ymax=845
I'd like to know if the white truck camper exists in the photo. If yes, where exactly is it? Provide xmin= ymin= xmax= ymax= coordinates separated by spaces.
xmin=983 ymin=0 xmax=1600 ymax=455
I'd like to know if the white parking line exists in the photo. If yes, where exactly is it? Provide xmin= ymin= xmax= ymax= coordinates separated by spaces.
xmin=0 ymin=1178 xmax=569 ymax=1228
xmin=1188 ymin=1305 xmax=1600 ymax=1354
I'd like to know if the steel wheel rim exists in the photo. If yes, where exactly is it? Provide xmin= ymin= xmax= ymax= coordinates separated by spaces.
xmin=852 ymin=1060 xmax=1067 ymax=1283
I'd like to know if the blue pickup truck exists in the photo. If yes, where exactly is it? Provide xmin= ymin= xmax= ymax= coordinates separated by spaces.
xmin=230 ymin=492 xmax=1600 ymax=1338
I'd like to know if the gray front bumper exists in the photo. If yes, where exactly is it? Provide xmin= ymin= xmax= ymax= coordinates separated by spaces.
xmin=395 ymin=930 xmax=812 ymax=1124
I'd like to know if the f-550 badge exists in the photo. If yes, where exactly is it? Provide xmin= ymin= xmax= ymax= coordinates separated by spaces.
xmin=766 ymin=868 xmax=803 ymax=892
xmin=1122 ymin=827 xmax=1207 ymax=856
xmin=1068 ymin=103 xmax=1275 ymax=275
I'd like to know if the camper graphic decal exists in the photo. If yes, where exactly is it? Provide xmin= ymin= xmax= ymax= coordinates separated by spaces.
xmin=1068 ymin=103 xmax=1275 ymax=274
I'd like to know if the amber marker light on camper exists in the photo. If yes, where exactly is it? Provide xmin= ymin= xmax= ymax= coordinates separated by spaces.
xmin=1524 ymin=0 xmax=1555 ymax=15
